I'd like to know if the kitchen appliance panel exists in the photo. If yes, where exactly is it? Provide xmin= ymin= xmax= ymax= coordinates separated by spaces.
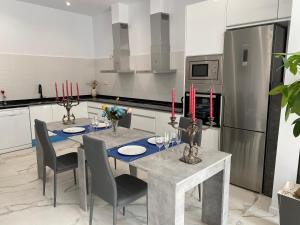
xmin=223 ymin=25 xmax=274 ymax=132
xmin=222 ymin=126 xmax=265 ymax=192
xmin=184 ymin=92 xmax=221 ymax=127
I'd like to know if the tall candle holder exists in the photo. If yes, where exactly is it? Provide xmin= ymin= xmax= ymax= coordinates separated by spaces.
xmin=168 ymin=115 xmax=215 ymax=165
xmin=56 ymin=97 xmax=80 ymax=125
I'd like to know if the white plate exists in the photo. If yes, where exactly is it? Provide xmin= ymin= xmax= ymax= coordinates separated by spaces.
xmin=95 ymin=122 xmax=107 ymax=128
xmin=147 ymin=137 xmax=156 ymax=145
xmin=118 ymin=145 xmax=147 ymax=156
xmin=63 ymin=127 xmax=86 ymax=134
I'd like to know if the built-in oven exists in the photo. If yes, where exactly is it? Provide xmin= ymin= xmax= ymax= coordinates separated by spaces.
xmin=185 ymin=54 xmax=223 ymax=93
xmin=184 ymin=92 xmax=221 ymax=128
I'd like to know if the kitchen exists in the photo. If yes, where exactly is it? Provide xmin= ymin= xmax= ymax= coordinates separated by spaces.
xmin=0 ymin=0 xmax=299 ymax=225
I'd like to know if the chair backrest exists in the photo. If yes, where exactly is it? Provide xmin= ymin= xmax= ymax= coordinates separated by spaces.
xmin=34 ymin=119 xmax=56 ymax=169
xmin=179 ymin=117 xmax=202 ymax=146
xmin=83 ymin=135 xmax=117 ymax=206
xmin=118 ymin=112 xmax=132 ymax=128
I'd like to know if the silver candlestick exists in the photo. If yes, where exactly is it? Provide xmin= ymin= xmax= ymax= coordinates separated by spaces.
xmin=169 ymin=115 xmax=215 ymax=165
xmin=56 ymin=97 xmax=80 ymax=125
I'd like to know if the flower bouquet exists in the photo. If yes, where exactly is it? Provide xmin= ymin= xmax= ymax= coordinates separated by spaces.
xmin=101 ymin=98 xmax=130 ymax=135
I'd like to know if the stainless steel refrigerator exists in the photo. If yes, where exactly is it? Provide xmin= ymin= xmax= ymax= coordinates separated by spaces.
xmin=221 ymin=24 xmax=286 ymax=195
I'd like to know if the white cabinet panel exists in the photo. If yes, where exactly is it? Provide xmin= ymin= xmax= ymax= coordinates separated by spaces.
xmin=51 ymin=104 xmax=66 ymax=122
xmin=201 ymin=127 xmax=220 ymax=150
xmin=29 ymin=105 xmax=53 ymax=139
xmin=227 ymin=0 xmax=278 ymax=27
xmin=132 ymin=115 xmax=156 ymax=133
xmin=186 ymin=0 xmax=226 ymax=55
xmin=71 ymin=102 xmax=88 ymax=119
xmin=155 ymin=111 xmax=181 ymax=135
xmin=278 ymin=0 xmax=292 ymax=19
xmin=0 ymin=108 xmax=32 ymax=153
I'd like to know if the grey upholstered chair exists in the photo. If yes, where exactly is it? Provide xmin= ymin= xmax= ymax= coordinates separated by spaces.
xmin=114 ymin=112 xmax=132 ymax=169
xmin=118 ymin=112 xmax=132 ymax=129
xmin=35 ymin=119 xmax=78 ymax=207
xmin=83 ymin=135 xmax=147 ymax=225
xmin=179 ymin=117 xmax=203 ymax=201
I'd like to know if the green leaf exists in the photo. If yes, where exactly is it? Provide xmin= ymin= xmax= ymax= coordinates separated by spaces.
xmin=290 ymin=63 xmax=298 ymax=75
xmin=269 ymin=85 xmax=285 ymax=95
xmin=285 ymin=105 xmax=291 ymax=121
xmin=293 ymin=120 xmax=300 ymax=137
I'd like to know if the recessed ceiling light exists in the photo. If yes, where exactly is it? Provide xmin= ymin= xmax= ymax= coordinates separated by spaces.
xmin=66 ymin=1 xmax=71 ymax=6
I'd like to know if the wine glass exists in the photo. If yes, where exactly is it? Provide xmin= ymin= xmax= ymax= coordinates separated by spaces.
xmin=163 ymin=132 xmax=171 ymax=150
xmin=170 ymin=131 xmax=177 ymax=151
xmin=176 ymin=130 xmax=182 ymax=149
xmin=155 ymin=135 xmax=164 ymax=151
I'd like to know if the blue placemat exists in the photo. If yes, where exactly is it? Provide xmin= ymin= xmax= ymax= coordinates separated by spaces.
xmin=107 ymin=138 xmax=179 ymax=162
xmin=52 ymin=125 xmax=110 ymax=139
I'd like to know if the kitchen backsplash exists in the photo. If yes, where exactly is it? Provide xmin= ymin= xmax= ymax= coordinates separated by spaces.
xmin=0 ymin=54 xmax=95 ymax=101
xmin=0 ymin=51 xmax=184 ymax=102
xmin=95 ymin=51 xmax=184 ymax=102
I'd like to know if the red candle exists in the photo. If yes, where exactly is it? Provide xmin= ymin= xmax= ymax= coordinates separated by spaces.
xmin=189 ymin=85 xmax=192 ymax=115
xmin=62 ymin=83 xmax=65 ymax=99
xmin=55 ymin=82 xmax=58 ymax=99
xmin=70 ymin=82 xmax=73 ymax=97
xmin=191 ymin=84 xmax=194 ymax=118
xmin=210 ymin=84 xmax=213 ymax=119
xmin=66 ymin=80 xmax=69 ymax=97
xmin=76 ymin=82 xmax=80 ymax=101
xmin=171 ymin=88 xmax=175 ymax=118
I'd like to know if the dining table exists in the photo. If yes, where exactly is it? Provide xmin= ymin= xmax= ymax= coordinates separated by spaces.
xmin=35 ymin=118 xmax=231 ymax=225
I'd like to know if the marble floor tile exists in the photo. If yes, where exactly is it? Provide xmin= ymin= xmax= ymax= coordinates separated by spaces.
xmin=0 ymin=141 xmax=279 ymax=225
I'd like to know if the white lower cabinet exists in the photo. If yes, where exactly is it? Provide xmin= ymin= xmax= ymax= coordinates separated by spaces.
xmin=29 ymin=105 xmax=53 ymax=139
xmin=0 ymin=108 xmax=32 ymax=153
xmin=155 ymin=111 xmax=181 ymax=135
xmin=131 ymin=108 xmax=156 ymax=133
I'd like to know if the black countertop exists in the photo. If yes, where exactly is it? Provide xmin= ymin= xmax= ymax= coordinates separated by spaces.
xmin=0 ymin=95 xmax=183 ymax=114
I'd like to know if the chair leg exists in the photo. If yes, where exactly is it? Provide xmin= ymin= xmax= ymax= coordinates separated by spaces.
xmin=54 ymin=172 xmax=57 ymax=207
xmin=89 ymin=193 xmax=94 ymax=225
xmin=86 ymin=164 xmax=89 ymax=195
xmin=73 ymin=169 xmax=77 ymax=185
xmin=198 ymin=184 xmax=201 ymax=202
xmin=123 ymin=206 xmax=125 ymax=216
xmin=43 ymin=166 xmax=46 ymax=196
xmin=113 ymin=206 xmax=117 ymax=225
xmin=114 ymin=158 xmax=117 ymax=170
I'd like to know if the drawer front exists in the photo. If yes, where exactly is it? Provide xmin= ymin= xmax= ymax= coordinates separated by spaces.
xmin=132 ymin=114 xmax=156 ymax=133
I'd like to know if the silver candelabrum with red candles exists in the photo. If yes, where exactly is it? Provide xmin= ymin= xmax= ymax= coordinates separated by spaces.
xmin=168 ymin=84 xmax=215 ymax=165
xmin=55 ymin=81 xmax=80 ymax=125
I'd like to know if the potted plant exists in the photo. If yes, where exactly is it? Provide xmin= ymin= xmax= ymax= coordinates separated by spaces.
xmin=1 ymin=90 xmax=7 ymax=105
xmin=269 ymin=52 xmax=300 ymax=225
xmin=87 ymin=80 xmax=99 ymax=98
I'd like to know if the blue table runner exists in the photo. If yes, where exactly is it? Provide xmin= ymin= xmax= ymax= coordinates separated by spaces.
xmin=107 ymin=138 xmax=179 ymax=162
xmin=52 ymin=125 xmax=110 ymax=138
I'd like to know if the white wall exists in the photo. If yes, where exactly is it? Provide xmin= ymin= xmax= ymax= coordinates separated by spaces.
xmin=0 ymin=0 xmax=94 ymax=58
xmin=271 ymin=0 xmax=300 ymax=212
xmin=185 ymin=0 xmax=227 ymax=55
xmin=93 ymin=0 xmax=203 ymax=58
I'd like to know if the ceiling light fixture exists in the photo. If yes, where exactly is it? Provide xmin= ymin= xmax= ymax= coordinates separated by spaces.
xmin=66 ymin=1 xmax=71 ymax=6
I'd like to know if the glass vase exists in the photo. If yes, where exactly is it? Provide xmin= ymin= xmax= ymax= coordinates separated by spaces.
xmin=111 ymin=120 xmax=119 ymax=136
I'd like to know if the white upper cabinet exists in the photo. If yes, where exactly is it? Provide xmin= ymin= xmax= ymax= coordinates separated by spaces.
xmin=278 ymin=0 xmax=293 ymax=19
xmin=185 ymin=0 xmax=226 ymax=55
xmin=227 ymin=0 xmax=278 ymax=27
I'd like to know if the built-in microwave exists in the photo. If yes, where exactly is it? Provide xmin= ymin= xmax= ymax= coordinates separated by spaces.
xmin=185 ymin=54 xmax=223 ymax=93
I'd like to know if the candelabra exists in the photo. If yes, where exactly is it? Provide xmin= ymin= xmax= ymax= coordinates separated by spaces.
xmin=56 ymin=97 xmax=80 ymax=125
xmin=169 ymin=115 xmax=215 ymax=165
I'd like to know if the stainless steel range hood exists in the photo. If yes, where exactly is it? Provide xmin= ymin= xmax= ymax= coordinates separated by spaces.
xmin=151 ymin=12 xmax=176 ymax=74
xmin=111 ymin=23 xmax=134 ymax=74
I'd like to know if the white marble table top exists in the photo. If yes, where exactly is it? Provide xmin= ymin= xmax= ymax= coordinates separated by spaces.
xmin=46 ymin=118 xmax=91 ymax=131
xmin=131 ymin=145 xmax=231 ymax=185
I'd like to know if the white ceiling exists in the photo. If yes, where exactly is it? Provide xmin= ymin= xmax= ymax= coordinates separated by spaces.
xmin=17 ymin=0 xmax=138 ymax=16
